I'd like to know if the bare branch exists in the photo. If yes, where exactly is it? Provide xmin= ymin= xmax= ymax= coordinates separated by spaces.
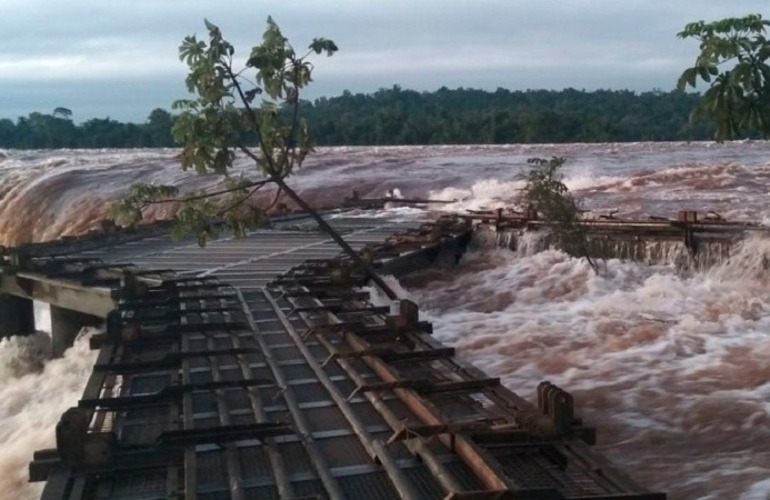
xmin=265 ymin=184 xmax=284 ymax=212
xmin=226 ymin=65 xmax=278 ymax=174
xmin=234 ymin=141 xmax=262 ymax=164
xmin=215 ymin=181 xmax=268 ymax=217
xmin=146 ymin=179 xmax=270 ymax=205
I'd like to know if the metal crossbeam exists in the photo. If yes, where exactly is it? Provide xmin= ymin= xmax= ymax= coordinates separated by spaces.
xmin=348 ymin=377 xmax=500 ymax=401
xmin=94 ymin=347 xmax=262 ymax=372
xmin=78 ymin=379 xmax=274 ymax=409
xmin=322 ymin=346 xmax=455 ymax=367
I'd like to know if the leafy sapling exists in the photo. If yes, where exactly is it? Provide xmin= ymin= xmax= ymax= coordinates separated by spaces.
xmin=522 ymin=156 xmax=599 ymax=273
xmin=112 ymin=17 xmax=338 ymax=243
xmin=112 ymin=17 xmax=398 ymax=299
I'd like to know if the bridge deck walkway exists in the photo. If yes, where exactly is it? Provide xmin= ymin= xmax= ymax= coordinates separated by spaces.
xmin=8 ymin=211 xmax=665 ymax=499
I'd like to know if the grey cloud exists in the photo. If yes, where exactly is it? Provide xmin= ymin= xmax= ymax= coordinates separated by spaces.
xmin=0 ymin=1 xmax=767 ymax=120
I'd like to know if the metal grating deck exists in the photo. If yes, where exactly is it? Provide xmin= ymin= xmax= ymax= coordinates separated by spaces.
xmin=5 ymin=212 xmax=666 ymax=499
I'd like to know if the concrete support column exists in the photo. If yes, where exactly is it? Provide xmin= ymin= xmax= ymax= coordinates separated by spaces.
xmin=0 ymin=293 xmax=35 ymax=339
xmin=50 ymin=306 xmax=102 ymax=357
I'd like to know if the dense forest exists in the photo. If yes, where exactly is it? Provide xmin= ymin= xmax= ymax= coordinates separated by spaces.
xmin=0 ymin=86 xmax=716 ymax=149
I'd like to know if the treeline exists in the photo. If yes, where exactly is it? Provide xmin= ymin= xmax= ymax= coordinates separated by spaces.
xmin=304 ymin=86 xmax=714 ymax=144
xmin=0 ymin=108 xmax=174 ymax=149
xmin=0 ymin=86 xmax=715 ymax=149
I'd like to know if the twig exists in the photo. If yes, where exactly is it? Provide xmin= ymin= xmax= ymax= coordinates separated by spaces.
xmin=215 ymin=182 xmax=268 ymax=217
xmin=144 ymin=179 xmax=270 ymax=205
xmin=265 ymin=185 xmax=285 ymax=212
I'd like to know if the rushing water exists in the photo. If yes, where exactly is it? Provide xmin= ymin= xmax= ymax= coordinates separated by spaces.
xmin=1 ymin=142 xmax=770 ymax=499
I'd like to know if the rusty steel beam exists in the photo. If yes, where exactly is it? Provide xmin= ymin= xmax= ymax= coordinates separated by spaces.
xmin=309 ymin=324 xmax=467 ymax=496
xmin=288 ymin=280 xmax=518 ymax=492
xmin=263 ymin=288 xmax=422 ymax=500
xmin=341 ymin=330 xmax=519 ymax=492
xmin=287 ymin=289 xmax=468 ymax=496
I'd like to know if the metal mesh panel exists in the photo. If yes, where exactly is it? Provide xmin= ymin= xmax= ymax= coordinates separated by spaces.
xmin=291 ymin=382 xmax=329 ymax=404
xmin=129 ymin=374 xmax=168 ymax=394
xmin=192 ymin=392 xmax=218 ymax=413
xmin=263 ymin=332 xmax=290 ymax=346
xmin=442 ymin=459 xmax=487 ymax=491
xmin=403 ymin=464 xmax=446 ymax=499
xmin=194 ymin=416 xmax=222 ymax=429
xmin=197 ymin=492 xmax=230 ymax=500
xmin=231 ymin=412 xmax=256 ymax=426
xmin=303 ymin=405 xmax=348 ymax=433
xmin=189 ymin=369 xmax=213 ymax=385
xmin=338 ymin=470 xmax=400 ymax=500
xmin=278 ymin=441 xmax=314 ymax=473
xmin=280 ymin=363 xmax=316 ymax=381
xmin=237 ymin=445 xmax=272 ymax=480
xmin=317 ymin=435 xmax=371 ymax=467
xmin=271 ymin=345 xmax=302 ymax=362
xmin=223 ymin=388 xmax=252 ymax=412
xmin=291 ymin=479 xmax=325 ymax=498
xmin=123 ymin=406 xmax=167 ymax=423
xmin=243 ymin=485 xmax=279 ymax=500
xmin=497 ymin=449 xmax=567 ymax=490
xmin=255 ymin=320 xmax=283 ymax=332
xmin=197 ymin=450 xmax=228 ymax=489
xmin=96 ymin=470 xmax=167 ymax=499
xmin=120 ymin=420 xmax=167 ymax=445
xmin=348 ymin=401 xmax=389 ymax=428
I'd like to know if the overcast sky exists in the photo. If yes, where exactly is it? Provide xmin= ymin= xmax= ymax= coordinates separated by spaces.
xmin=0 ymin=1 xmax=764 ymax=123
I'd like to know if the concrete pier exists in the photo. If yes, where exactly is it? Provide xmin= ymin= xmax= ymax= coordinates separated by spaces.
xmin=50 ymin=306 xmax=102 ymax=357
xmin=0 ymin=293 xmax=34 ymax=338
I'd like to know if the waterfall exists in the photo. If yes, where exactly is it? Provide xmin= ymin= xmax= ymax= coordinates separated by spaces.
xmin=476 ymin=226 xmax=744 ymax=271
xmin=472 ymin=226 xmax=551 ymax=255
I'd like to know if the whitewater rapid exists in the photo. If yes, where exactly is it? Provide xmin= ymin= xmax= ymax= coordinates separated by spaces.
xmin=2 ymin=142 xmax=770 ymax=245
xmin=401 ymin=235 xmax=770 ymax=499
xmin=1 ymin=142 xmax=770 ymax=499
xmin=0 ymin=304 xmax=98 ymax=500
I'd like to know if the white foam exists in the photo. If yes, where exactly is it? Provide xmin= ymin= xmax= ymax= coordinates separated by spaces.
xmin=563 ymin=170 xmax=623 ymax=191
xmin=0 ymin=329 xmax=98 ymax=499
xmin=742 ymin=476 xmax=770 ymax=500
xmin=429 ymin=178 xmax=526 ymax=212
xmin=0 ymin=333 xmax=52 ymax=380
xmin=407 ymin=239 xmax=770 ymax=497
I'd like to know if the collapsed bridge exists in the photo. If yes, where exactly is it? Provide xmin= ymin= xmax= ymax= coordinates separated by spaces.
xmin=0 ymin=210 xmax=671 ymax=499
xmin=465 ymin=208 xmax=768 ymax=269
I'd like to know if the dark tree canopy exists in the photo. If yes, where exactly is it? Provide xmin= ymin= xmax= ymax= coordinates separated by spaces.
xmin=301 ymin=86 xmax=712 ymax=145
xmin=53 ymin=107 xmax=73 ymax=120
xmin=0 ymin=88 xmax=714 ymax=149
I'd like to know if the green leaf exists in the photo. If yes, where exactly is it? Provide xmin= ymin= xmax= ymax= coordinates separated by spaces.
xmin=678 ymin=13 xmax=770 ymax=139
xmin=697 ymin=66 xmax=712 ymax=83
xmin=204 ymin=19 xmax=218 ymax=33
xmin=309 ymin=38 xmax=339 ymax=56
xmin=676 ymin=67 xmax=697 ymax=90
